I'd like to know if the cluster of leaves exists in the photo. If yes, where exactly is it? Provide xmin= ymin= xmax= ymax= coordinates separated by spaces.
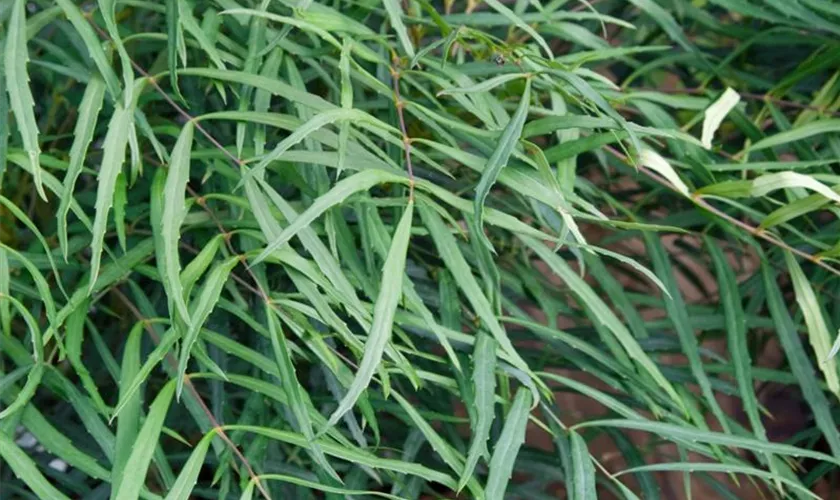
xmin=2 ymin=0 xmax=840 ymax=498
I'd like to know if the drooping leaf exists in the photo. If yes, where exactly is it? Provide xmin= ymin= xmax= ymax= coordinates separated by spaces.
xmin=5 ymin=0 xmax=46 ymax=200
xmin=485 ymin=388 xmax=532 ymax=500
xmin=88 ymin=106 xmax=133 ymax=293
xmin=701 ymin=88 xmax=740 ymax=149
xmin=113 ymin=381 xmax=177 ymax=500
xmin=570 ymin=431 xmax=597 ymax=500
xmin=382 ymin=0 xmax=416 ymax=59
xmin=176 ymin=256 xmax=240 ymax=397
xmin=57 ymin=77 xmax=106 ymax=260
xmin=161 ymin=121 xmax=196 ymax=326
xmin=325 ymin=201 xmax=414 ymax=428
xmin=459 ymin=331 xmax=496 ymax=491
xmin=474 ymin=79 xmax=531 ymax=251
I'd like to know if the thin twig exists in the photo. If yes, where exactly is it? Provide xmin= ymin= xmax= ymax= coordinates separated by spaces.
xmin=390 ymin=57 xmax=416 ymax=201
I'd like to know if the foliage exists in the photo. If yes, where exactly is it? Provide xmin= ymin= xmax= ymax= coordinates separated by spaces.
xmin=1 ymin=0 xmax=840 ymax=498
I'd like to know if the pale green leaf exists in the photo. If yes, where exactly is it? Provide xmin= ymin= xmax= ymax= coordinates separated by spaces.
xmin=701 ymin=87 xmax=740 ymax=149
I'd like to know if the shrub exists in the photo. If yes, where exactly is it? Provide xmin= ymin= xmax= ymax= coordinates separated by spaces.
xmin=2 ymin=0 xmax=840 ymax=498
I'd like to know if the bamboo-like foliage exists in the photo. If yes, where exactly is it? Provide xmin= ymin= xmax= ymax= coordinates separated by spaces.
xmin=1 ymin=0 xmax=840 ymax=498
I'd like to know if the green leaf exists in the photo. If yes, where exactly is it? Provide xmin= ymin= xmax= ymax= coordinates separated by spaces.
xmin=0 ymin=432 xmax=71 ymax=500
xmin=180 ymin=234 xmax=224 ymax=298
xmin=706 ymin=238 xmax=765 ymax=439
xmin=88 ymin=106 xmax=133 ymax=294
xmin=763 ymin=262 xmax=840 ymax=456
xmin=228 ymin=424 xmax=457 ymax=488
xmin=459 ymin=331 xmax=496 ymax=491
xmin=65 ymin=299 xmax=109 ymax=415
xmin=474 ymin=79 xmax=530 ymax=251
xmin=241 ymin=108 xmax=392 ymax=186
xmin=391 ymin=391 xmax=472 ymax=485
xmin=0 ymin=218 xmax=60 ymax=322
xmin=645 ymin=235 xmax=730 ymax=433
xmin=419 ymin=203 xmax=532 ymax=375
xmin=113 ymin=381 xmax=177 ymax=500
xmin=338 ymin=39 xmax=352 ymax=177
xmin=485 ymin=388 xmax=532 ymax=500
xmin=5 ymin=0 xmax=46 ymax=200
xmin=481 ymin=0 xmax=552 ymax=57
xmin=162 ymin=121 xmax=196 ymax=326
xmin=164 ymin=430 xmax=218 ymax=500
xmin=165 ymin=0 xmax=183 ymax=101
xmin=57 ymin=77 xmax=106 ymax=260
xmin=250 ymin=170 xmax=406 ymax=266
xmin=176 ymin=256 xmax=240 ymax=397
xmin=110 ymin=322 xmax=143 ymax=498
xmin=574 ymin=418 xmax=840 ymax=465
xmin=54 ymin=0 xmax=121 ymax=99
xmin=242 ymin=473 xmax=407 ymax=499
xmin=749 ymin=119 xmax=840 ymax=151
xmin=785 ymin=252 xmax=840 ymax=393
xmin=0 ymin=293 xmax=44 ymax=420
xmin=570 ymin=431 xmax=597 ymax=500
xmin=617 ymin=463 xmax=820 ymax=500
xmin=267 ymin=307 xmax=340 ymax=482
xmin=625 ymin=0 xmax=697 ymax=54
xmin=382 ymin=0 xmax=415 ymax=59
xmin=521 ymin=235 xmax=681 ymax=408
xmin=438 ymin=73 xmax=530 ymax=96
xmin=325 ymin=201 xmax=413 ymax=428
xmin=114 ymin=171 xmax=128 ymax=252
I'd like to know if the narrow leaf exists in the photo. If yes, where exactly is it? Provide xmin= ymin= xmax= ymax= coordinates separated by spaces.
xmin=267 ymin=307 xmax=341 ymax=482
xmin=161 ymin=121 xmax=196 ymax=326
xmin=325 ymin=201 xmax=413 ymax=428
xmin=785 ymin=252 xmax=840 ymax=392
xmin=89 ymin=106 xmax=133 ymax=293
xmin=113 ymin=381 xmax=177 ymax=500
xmin=474 ymin=79 xmax=531 ymax=251
xmin=459 ymin=332 xmax=496 ymax=491
xmin=485 ymin=388 xmax=532 ymax=500
xmin=251 ymin=170 xmax=406 ymax=266
xmin=164 ymin=430 xmax=218 ymax=500
xmin=5 ymin=0 xmax=45 ymax=199
xmin=570 ymin=431 xmax=597 ymax=500
xmin=0 ymin=433 xmax=70 ymax=500
xmin=58 ymin=77 xmax=106 ymax=260
xmin=176 ymin=256 xmax=240 ymax=397
xmin=383 ymin=0 xmax=416 ymax=59
xmin=701 ymin=88 xmax=740 ymax=149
